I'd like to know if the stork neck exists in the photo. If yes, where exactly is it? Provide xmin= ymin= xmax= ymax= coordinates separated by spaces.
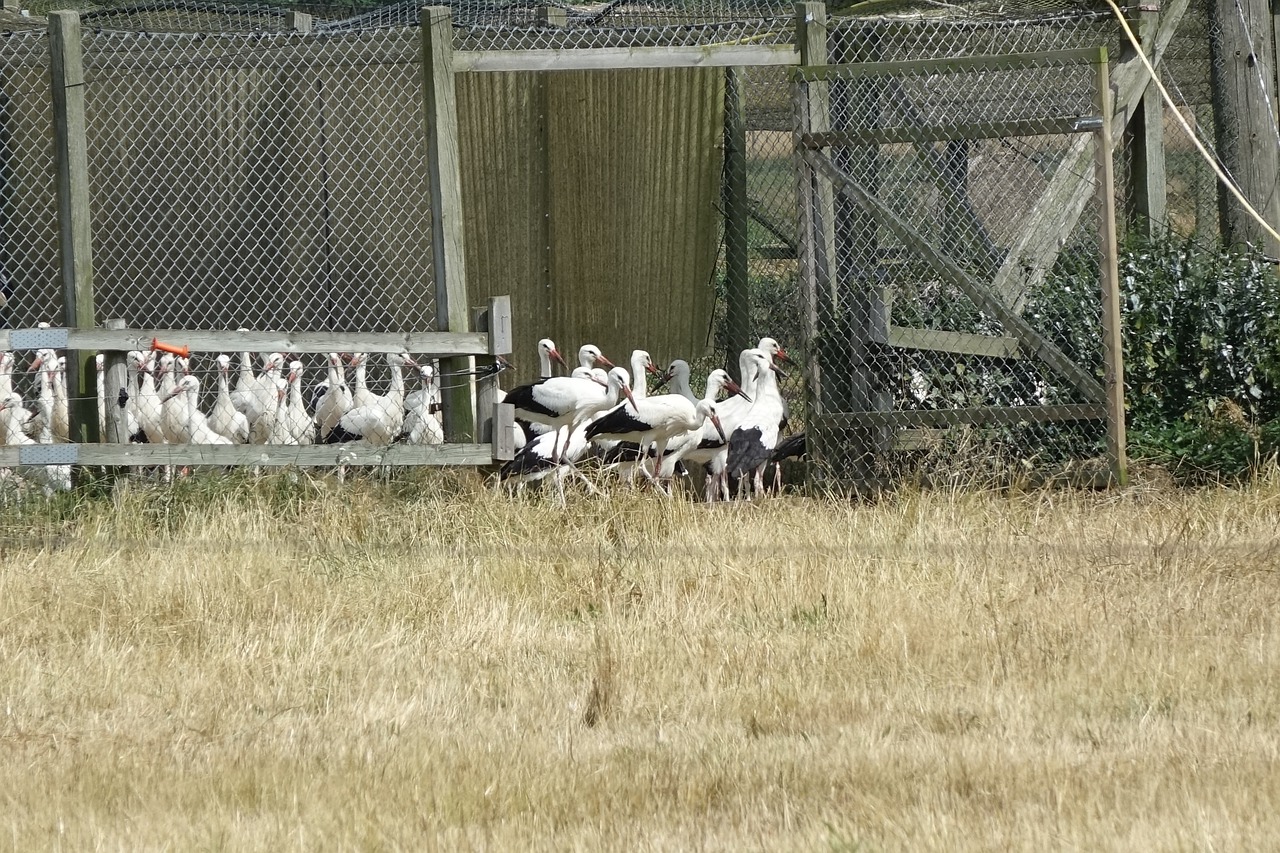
xmin=739 ymin=351 xmax=758 ymax=396
xmin=631 ymin=353 xmax=649 ymax=401
xmin=388 ymin=363 xmax=406 ymax=405
xmin=538 ymin=350 xmax=552 ymax=379
xmin=239 ymin=351 xmax=254 ymax=383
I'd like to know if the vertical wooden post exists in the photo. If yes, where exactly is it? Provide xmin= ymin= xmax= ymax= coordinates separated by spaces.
xmin=1126 ymin=4 xmax=1167 ymax=236
xmin=795 ymin=1 xmax=832 ymax=484
xmin=1209 ymin=0 xmax=1280 ymax=254
xmin=537 ymin=5 xmax=568 ymax=26
xmin=3 ymin=0 xmax=21 ymax=12
xmin=285 ymin=11 xmax=312 ymax=33
xmin=421 ymin=6 xmax=476 ymax=442
xmin=474 ymin=296 xmax=514 ymax=461
xmin=49 ymin=10 xmax=96 ymax=450
xmin=1095 ymin=50 xmax=1128 ymax=487
xmin=723 ymin=66 xmax=751 ymax=381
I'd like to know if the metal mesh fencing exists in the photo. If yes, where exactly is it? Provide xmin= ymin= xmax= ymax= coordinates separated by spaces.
xmin=794 ymin=45 xmax=1114 ymax=487
xmin=0 ymin=30 xmax=61 ymax=330
xmin=81 ymin=26 xmax=436 ymax=335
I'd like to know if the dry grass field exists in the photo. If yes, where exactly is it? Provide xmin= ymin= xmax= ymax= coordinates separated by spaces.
xmin=2 ymin=469 xmax=1279 ymax=851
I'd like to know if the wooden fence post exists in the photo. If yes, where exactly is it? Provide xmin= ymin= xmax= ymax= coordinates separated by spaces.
xmin=285 ymin=11 xmax=312 ymax=33
xmin=537 ymin=5 xmax=568 ymax=26
xmin=795 ymin=1 xmax=833 ymax=485
xmin=1095 ymin=50 xmax=1128 ymax=486
xmin=49 ymin=10 xmax=96 ymax=453
xmin=1126 ymin=4 xmax=1167 ymax=235
xmin=723 ymin=66 xmax=751 ymax=381
xmin=473 ymin=296 xmax=514 ymax=461
xmin=421 ymin=6 xmax=476 ymax=442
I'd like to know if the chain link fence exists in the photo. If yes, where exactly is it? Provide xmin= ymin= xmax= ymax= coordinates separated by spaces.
xmin=0 ymin=0 xmax=1258 ymax=487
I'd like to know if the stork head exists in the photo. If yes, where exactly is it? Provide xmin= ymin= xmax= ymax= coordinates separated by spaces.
xmin=607 ymin=366 xmax=636 ymax=409
xmin=216 ymin=354 xmax=232 ymax=374
xmin=656 ymin=359 xmax=689 ymax=393
xmin=707 ymin=368 xmax=750 ymax=402
xmin=28 ymin=349 xmax=54 ymax=373
xmin=537 ymin=338 xmax=566 ymax=370
xmin=387 ymin=351 xmax=419 ymax=370
xmin=346 ymin=352 xmax=367 ymax=368
xmin=418 ymin=363 xmax=436 ymax=385
xmin=288 ymin=360 xmax=304 ymax=384
xmin=163 ymin=375 xmax=198 ymax=403
xmin=176 ymin=356 xmax=191 ymax=377
xmin=757 ymin=337 xmax=791 ymax=365
xmin=0 ymin=391 xmax=23 ymax=411
xmin=157 ymin=352 xmax=174 ymax=376
xmin=263 ymin=352 xmax=286 ymax=373
xmin=696 ymin=399 xmax=725 ymax=443
xmin=579 ymin=344 xmax=614 ymax=370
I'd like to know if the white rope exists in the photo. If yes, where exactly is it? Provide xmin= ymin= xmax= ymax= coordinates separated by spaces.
xmin=1104 ymin=0 xmax=1280 ymax=248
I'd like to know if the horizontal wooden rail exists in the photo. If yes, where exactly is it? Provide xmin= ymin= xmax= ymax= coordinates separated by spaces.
xmin=813 ymin=403 xmax=1105 ymax=430
xmin=797 ymin=116 xmax=1101 ymax=147
xmin=797 ymin=47 xmax=1106 ymax=80
xmin=453 ymin=43 xmax=799 ymax=72
xmin=0 ymin=442 xmax=499 ymax=468
xmin=882 ymin=325 xmax=1023 ymax=359
xmin=0 ymin=328 xmax=492 ymax=356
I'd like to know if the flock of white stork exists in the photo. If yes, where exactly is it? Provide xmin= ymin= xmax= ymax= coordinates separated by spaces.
xmin=0 ymin=334 xmax=802 ymax=500
xmin=497 ymin=336 xmax=802 ymax=501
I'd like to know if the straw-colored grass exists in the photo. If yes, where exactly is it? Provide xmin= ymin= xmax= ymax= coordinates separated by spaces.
xmin=2 ymin=469 xmax=1278 ymax=850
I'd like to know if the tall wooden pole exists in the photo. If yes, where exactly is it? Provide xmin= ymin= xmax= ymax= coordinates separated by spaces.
xmin=723 ymin=66 xmax=751 ymax=381
xmin=1095 ymin=50 xmax=1128 ymax=487
xmin=49 ymin=10 xmax=97 ymax=450
xmin=1126 ymin=4 xmax=1167 ymax=236
xmin=1209 ymin=0 xmax=1280 ymax=255
xmin=421 ymin=6 xmax=476 ymax=442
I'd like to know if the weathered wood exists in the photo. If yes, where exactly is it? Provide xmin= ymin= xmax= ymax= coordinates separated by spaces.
xmin=422 ymin=7 xmax=476 ymax=442
xmin=1095 ymin=55 xmax=1128 ymax=487
xmin=492 ymin=402 xmax=516 ymax=462
xmin=0 ymin=328 xmax=494 ymax=356
xmin=1127 ymin=6 xmax=1167 ymax=235
xmin=284 ymin=11 xmax=312 ymax=33
xmin=102 ymin=320 xmax=129 ymax=445
xmin=795 ymin=1 xmax=834 ymax=428
xmin=48 ymin=10 xmax=94 ymax=452
xmin=473 ymin=303 xmax=497 ymax=447
xmin=723 ymin=66 xmax=751 ymax=381
xmin=537 ymin=5 xmax=568 ymax=26
xmin=453 ymin=44 xmax=800 ymax=73
xmin=486 ymin=295 xmax=512 ymax=356
xmin=798 ymin=116 xmax=1099 ymax=147
xmin=0 ymin=443 xmax=500 ymax=468
xmin=801 ymin=147 xmax=1107 ymax=402
xmin=799 ymin=48 xmax=1105 ymax=79
xmin=813 ymin=403 xmax=1105 ymax=430
xmin=884 ymin=325 xmax=1022 ymax=359
xmin=1209 ymin=0 xmax=1280 ymax=254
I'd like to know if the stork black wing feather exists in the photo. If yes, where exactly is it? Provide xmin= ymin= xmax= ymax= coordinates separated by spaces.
xmin=726 ymin=426 xmax=770 ymax=477
xmin=323 ymin=423 xmax=363 ymax=444
xmin=584 ymin=406 xmax=650 ymax=440
xmin=770 ymin=432 xmax=806 ymax=463
xmin=500 ymin=443 xmax=556 ymax=479
xmin=505 ymin=380 xmax=560 ymax=420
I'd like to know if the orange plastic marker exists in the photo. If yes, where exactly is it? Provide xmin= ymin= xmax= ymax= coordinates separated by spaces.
xmin=151 ymin=338 xmax=191 ymax=359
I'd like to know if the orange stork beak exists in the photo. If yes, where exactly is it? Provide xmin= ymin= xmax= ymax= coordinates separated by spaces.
xmin=549 ymin=348 xmax=567 ymax=368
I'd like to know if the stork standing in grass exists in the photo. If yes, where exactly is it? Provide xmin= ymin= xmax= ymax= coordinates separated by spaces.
xmin=726 ymin=349 xmax=786 ymax=499
xmin=505 ymin=359 xmax=630 ymax=465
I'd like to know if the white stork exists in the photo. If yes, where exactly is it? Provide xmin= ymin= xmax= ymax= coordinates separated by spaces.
xmin=210 ymin=354 xmax=250 ymax=444
xmin=315 ymin=352 xmax=353 ymax=443
xmin=0 ymin=393 xmax=71 ymax=493
xmin=505 ymin=365 xmax=634 ymax=464
xmin=160 ymin=376 xmax=234 ymax=445
xmin=585 ymin=392 xmax=726 ymax=493
xmin=726 ymin=349 xmax=786 ymax=499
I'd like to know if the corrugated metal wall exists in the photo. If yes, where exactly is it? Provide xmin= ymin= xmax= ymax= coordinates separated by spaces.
xmin=462 ymin=67 xmax=724 ymax=382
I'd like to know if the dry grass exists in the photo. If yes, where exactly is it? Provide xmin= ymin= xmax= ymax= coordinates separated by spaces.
xmin=2 ymin=469 xmax=1279 ymax=851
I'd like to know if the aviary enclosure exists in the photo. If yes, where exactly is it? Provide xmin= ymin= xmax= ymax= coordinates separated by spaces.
xmin=0 ymin=0 xmax=1264 ymax=486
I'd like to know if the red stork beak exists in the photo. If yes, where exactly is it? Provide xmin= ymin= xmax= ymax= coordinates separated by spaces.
xmin=27 ymin=357 xmax=43 ymax=373
xmin=549 ymin=349 xmax=567 ymax=368
xmin=725 ymin=379 xmax=751 ymax=402
xmin=622 ymin=385 xmax=637 ymax=410
xmin=645 ymin=362 xmax=662 ymax=375
xmin=775 ymin=346 xmax=791 ymax=364
xmin=711 ymin=413 xmax=726 ymax=444
xmin=594 ymin=354 xmax=616 ymax=369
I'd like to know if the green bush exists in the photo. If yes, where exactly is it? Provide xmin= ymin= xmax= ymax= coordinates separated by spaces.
xmin=1031 ymin=233 xmax=1280 ymax=481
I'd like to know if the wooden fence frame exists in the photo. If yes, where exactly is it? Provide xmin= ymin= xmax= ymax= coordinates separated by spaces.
xmin=18 ymin=3 xmax=1182 ymax=479
xmin=0 ymin=296 xmax=514 ymax=470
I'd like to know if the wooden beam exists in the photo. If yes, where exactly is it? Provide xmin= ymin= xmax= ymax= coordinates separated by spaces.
xmin=422 ymin=6 xmax=475 ymax=443
xmin=48 ymin=10 xmax=94 ymax=452
xmin=1126 ymin=6 xmax=1167 ymax=235
xmin=453 ymin=44 xmax=800 ymax=73
xmin=801 ymin=147 xmax=1106 ymax=402
xmin=0 ymin=327 xmax=494 ymax=356
xmin=884 ymin=325 xmax=1022 ymax=359
xmin=537 ymin=5 xmax=567 ymax=26
xmin=284 ymin=10 xmax=312 ymax=33
xmin=813 ymin=403 xmax=1105 ymax=430
xmin=492 ymin=403 xmax=516 ymax=462
xmin=795 ymin=1 xmax=834 ymax=429
xmin=0 ymin=442 xmax=500 ymax=468
xmin=723 ymin=66 xmax=751 ymax=381
xmin=1095 ymin=54 xmax=1128 ymax=486
xmin=800 ymin=48 xmax=1105 ymax=79
xmin=798 ymin=116 xmax=1100 ymax=147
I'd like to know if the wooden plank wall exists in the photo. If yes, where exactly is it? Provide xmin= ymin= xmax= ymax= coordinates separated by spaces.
xmin=462 ymin=66 xmax=724 ymax=382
